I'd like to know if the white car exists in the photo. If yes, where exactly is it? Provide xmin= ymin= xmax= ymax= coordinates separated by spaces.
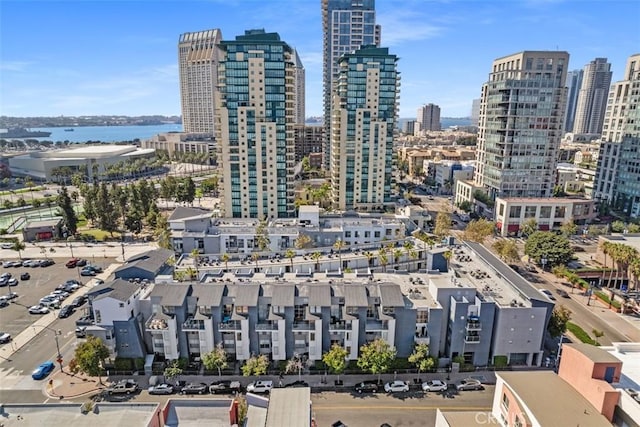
xmin=422 ymin=380 xmax=448 ymax=392
xmin=0 ymin=243 xmax=14 ymax=250
xmin=539 ymin=289 xmax=556 ymax=300
xmin=0 ymin=331 xmax=11 ymax=344
xmin=384 ymin=380 xmax=409 ymax=393
xmin=28 ymin=305 xmax=50 ymax=315
xmin=246 ymin=380 xmax=273 ymax=394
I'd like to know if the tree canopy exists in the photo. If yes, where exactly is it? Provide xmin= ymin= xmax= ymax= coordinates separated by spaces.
xmin=72 ymin=336 xmax=110 ymax=383
xmin=408 ymin=343 xmax=436 ymax=375
xmin=434 ymin=212 xmax=452 ymax=238
xmin=461 ymin=218 xmax=495 ymax=242
xmin=492 ymin=239 xmax=520 ymax=263
xmin=202 ymin=343 xmax=228 ymax=376
xmin=547 ymin=305 xmax=572 ymax=338
xmin=241 ymin=354 xmax=269 ymax=377
xmin=322 ymin=344 xmax=349 ymax=381
xmin=524 ymin=231 xmax=574 ymax=267
xmin=357 ymin=338 xmax=396 ymax=383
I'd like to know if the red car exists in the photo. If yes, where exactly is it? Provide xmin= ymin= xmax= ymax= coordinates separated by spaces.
xmin=65 ymin=258 xmax=80 ymax=268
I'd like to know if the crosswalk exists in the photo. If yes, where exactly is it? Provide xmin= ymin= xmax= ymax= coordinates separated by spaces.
xmin=0 ymin=366 xmax=42 ymax=390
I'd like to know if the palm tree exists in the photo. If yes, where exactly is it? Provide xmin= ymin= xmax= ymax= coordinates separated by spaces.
xmin=185 ymin=266 xmax=197 ymax=280
xmin=408 ymin=249 xmax=418 ymax=271
xmin=629 ymin=258 xmax=640 ymax=291
xmin=607 ymin=244 xmax=621 ymax=288
xmin=12 ymin=240 xmax=25 ymax=260
xmin=378 ymin=248 xmax=389 ymax=272
xmin=221 ymin=253 xmax=230 ymax=273
xmin=393 ymin=248 xmax=403 ymax=268
xmin=285 ymin=248 xmax=296 ymax=272
xmin=363 ymin=251 xmax=375 ymax=268
xmin=251 ymin=252 xmax=260 ymax=272
xmin=600 ymin=241 xmax=613 ymax=287
xmin=443 ymin=250 xmax=453 ymax=272
xmin=333 ymin=239 xmax=345 ymax=271
xmin=190 ymin=248 xmax=200 ymax=279
xmin=309 ymin=251 xmax=322 ymax=272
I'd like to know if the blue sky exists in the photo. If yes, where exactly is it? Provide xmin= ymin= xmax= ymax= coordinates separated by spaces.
xmin=1 ymin=0 xmax=639 ymax=118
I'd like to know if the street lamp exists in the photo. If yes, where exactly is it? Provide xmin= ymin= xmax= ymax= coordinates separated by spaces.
xmin=541 ymin=256 xmax=548 ymax=271
xmin=33 ymin=325 xmax=64 ymax=372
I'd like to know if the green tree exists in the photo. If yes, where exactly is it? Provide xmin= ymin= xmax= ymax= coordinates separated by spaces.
xmin=96 ymin=182 xmax=118 ymax=236
xmin=285 ymin=248 xmax=296 ymax=271
xmin=154 ymin=212 xmax=172 ymax=250
xmin=461 ymin=218 xmax=495 ymax=242
xmin=73 ymin=336 xmax=110 ymax=384
xmin=524 ymin=231 xmax=574 ymax=267
xmin=11 ymin=240 xmax=25 ymax=260
xmin=322 ymin=344 xmax=349 ymax=383
xmin=357 ymin=338 xmax=396 ymax=384
xmin=434 ymin=212 xmax=451 ymax=239
xmin=492 ymin=240 xmax=520 ymax=263
xmin=610 ymin=220 xmax=626 ymax=233
xmin=190 ymin=248 xmax=201 ymax=278
xmin=311 ymin=251 xmax=322 ymax=272
xmin=56 ymin=186 xmax=78 ymax=235
xmin=241 ymin=354 xmax=269 ymax=377
xmin=408 ymin=343 xmax=435 ymax=377
xmin=222 ymin=253 xmax=230 ymax=272
xmin=560 ymin=219 xmax=578 ymax=236
xmin=547 ymin=305 xmax=572 ymax=338
xmin=333 ymin=239 xmax=346 ymax=270
xmin=164 ymin=360 xmax=183 ymax=382
xmin=592 ymin=329 xmax=604 ymax=345
xmin=458 ymin=200 xmax=473 ymax=213
xmin=294 ymin=233 xmax=312 ymax=249
xmin=520 ymin=218 xmax=538 ymax=237
xmin=254 ymin=219 xmax=271 ymax=251
xmin=202 ymin=343 xmax=228 ymax=376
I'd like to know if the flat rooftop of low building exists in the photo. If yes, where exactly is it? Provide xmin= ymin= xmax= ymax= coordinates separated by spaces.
xmin=599 ymin=234 xmax=640 ymax=252
xmin=0 ymin=403 xmax=159 ymax=427
xmin=164 ymin=399 xmax=233 ymax=426
xmin=495 ymin=196 xmax=593 ymax=204
xmin=497 ymin=371 xmax=612 ymax=427
xmin=437 ymin=410 xmax=499 ymax=426
xmin=603 ymin=342 xmax=640 ymax=390
xmin=265 ymin=388 xmax=310 ymax=427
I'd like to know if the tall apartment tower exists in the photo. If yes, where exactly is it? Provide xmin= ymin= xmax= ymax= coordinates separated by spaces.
xmin=322 ymin=0 xmax=381 ymax=171
xmin=594 ymin=54 xmax=640 ymax=217
xmin=416 ymin=103 xmax=441 ymax=132
xmin=293 ymin=49 xmax=306 ymax=125
xmin=471 ymin=98 xmax=481 ymax=127
xmin=178 ymin=29 xmax=223 ymax=133
xmin=330 ymin=46 xmax=399 ymax=211
xmin=563 ymin=69 xmax=584 ymax=133
xmin=216 ymin=30 xmax=296 ymax=219
xmin=474 ymin=51 xmax=569 ymax=199
xmin=573 ymin=58 xmax=613 ymax=135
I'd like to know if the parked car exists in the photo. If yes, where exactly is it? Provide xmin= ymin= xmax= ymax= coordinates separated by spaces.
xmin=58 ymin=305 xmax=75 ymax=319
xmin=0 ymin=331 xmax=11 ymax=344
xmin=539 ymin=289 xmax=556 ymax=300
xmin=4 ymin=292 xmax=18 ymax=301
xmin=7 ymin=278 xmax=18 ymax=286
xmin=71 ymin=295 xmax=87 ymax=307
xmin=0 ymin=297 xmax=8 ymax=308
xmin=28 ymin=305 xmax=50 ymax=315
xmin=384 ymin=381 xmax=409 ymax=393
xmin=31 ymin=361 xmax=55 ymax=380
xmin=246 ymin=380 xmax=273 ymax=394
xmin=354 ymin=380 xmax=379 ymax=394
xmin=556 ymin=289 xmax=570 ymax=298
xmin=107 ymin=379 xmax=139 ymax=395
xmin=39 ymin=259 xmax=55 ymax=267
xmin=66 ymin=258 xmax=81 ymax=268
xmin=9 ymin=261 xmax=21 ymax=268
xmin=284 ymin=380 xmax=309 ymax=388
xmin=75 ymin=327 xmax=87 ymax=338
xmin=0 ymin=272 xmax=11 ymax=280
xmin=181 ymin=382 xmax=208 ymax=395
xmin=0 ymin=242 xmax=14 ymax=250
xmin=2 ymin=261 xmax=13 ymax=268
xmin=421 ymin=380 xmax=448 ymax=392
xmin=86 ymin=264 xmax=102 ymax=273
xmin=20 ymin=272 xmax=30 ymax=280
xmin=148 ymin=383 xmax=175 ymax=395
xmin=209 ymin=380 xmax=241 ymax=394
xmin=76 ymin=259 xmax=87 ymax=267
xmin=80 ymin=267 xmax=97 ymax=276
xmin=23 ymin=259 xmax=40 ymax=267
xmin=455 ymin=378 xmax=484 ymax=391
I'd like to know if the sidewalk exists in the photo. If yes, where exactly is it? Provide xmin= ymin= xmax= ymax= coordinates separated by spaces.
xmin=45 ymin=370 xmax=107 ymax=400
xmin=0 ymin=262 xmax=122 ymax=364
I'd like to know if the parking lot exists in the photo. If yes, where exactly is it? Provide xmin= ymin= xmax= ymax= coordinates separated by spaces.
xmin=0 ymin=256 xmax=116 ymax=338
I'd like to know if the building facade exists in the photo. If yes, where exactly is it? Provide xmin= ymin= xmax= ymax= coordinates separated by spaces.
xmin=322 ymin=0 xmax=381 ymax=171
xmin=293 ymin=49 xmax=306 ymax=125
xmin=573 ymin=58 xmax=613 ymax=135
xmin=564 ymin=69 xmax=584 ymax=133
xmin=178 ymin=29 xmax=222 ymax=134
xmin=594 ymin=54 xmax=640 ymax=215
xmin=474 ymin=51 xmax=569 ymax=199
xmin=330 ymin=46 xmax=399 ymax=212
xmin=417 ymin=103 xmax=441 ymax=132
xmin=294 ymin=125 xmax=324 ymax=164
xmin=216 ymin=30 xmax=297 ymax=219
xmin=142 ymin=132 xmax=215 ymax=159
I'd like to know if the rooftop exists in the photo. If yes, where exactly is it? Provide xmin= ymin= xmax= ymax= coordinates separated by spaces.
xmin=264 ymin=388 xmax=311 ymax=427
xmin=0 ymin=403 xmax=159 ymax=427
xmin=497 ymin=371 xmax=612 ymax=427
xmin=437 ymin=410 xmax=499 ymax=426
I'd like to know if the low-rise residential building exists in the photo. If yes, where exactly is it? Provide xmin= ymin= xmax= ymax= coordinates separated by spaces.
xmin=293 ymin=125 xmax=324 ymax=164
xmin=142 ymin=132 xmax=215 ymax=158
xmin=494 ymin=197 xmax=597 ymax=236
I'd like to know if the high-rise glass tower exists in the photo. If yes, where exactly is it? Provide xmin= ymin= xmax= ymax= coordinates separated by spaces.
xmin=216 ymin=30 xmax=297 ymax=219
xmin=573 ymin=58 xmax=612 ymax=135
xmin=563 ymin=69 xmax=583 ymax=133
xmin=594 ymin=54 xmax=640 ymax=217
xmin=416 ymin=103 xmax=441 ymax=132
xmin=322 ymin=0 xmax=381 ymax=171
xmin=474 ymin=51 xmax=569 ymax=199
xmin=293 ymin=49 xmax=306 ymax=125
xmin=178 ymin=29 xmax=223 ymax=133
xmin=330 ymin=46 xmax=399 ymax=211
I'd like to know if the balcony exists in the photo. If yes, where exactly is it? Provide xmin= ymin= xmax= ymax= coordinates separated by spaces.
xmin=183 ymin=317 xmax=205 ymax=331
xmin=218 ymin=320 xmax=241 ymax=331
xmin=414 ymin=334 xmax=430 ymax=345
xmin=293 ymin=321 xmax=314 ymax=331
xmin=466 ymin=319 xmax=482 ymax=331
xmin=329 ymin=320 xmax=350 ymax=331
xmin=365 ymin=319 xmax=388 ymax=331
xmin=256 ymin=321 xmax=278 ymax=331
xmin=464 ymin=334 xmax=481 ymax=343
xmin=146 ymin=314 xmax=169 ymax=331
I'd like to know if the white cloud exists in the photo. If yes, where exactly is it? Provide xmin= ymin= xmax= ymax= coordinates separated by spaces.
xmin=0 ymin=61 xmax=33 ymax=71
xmin=378 ymin=9 xmax=446 ymax=46
xmin=299 ymin=51 xmax=323 ymax=67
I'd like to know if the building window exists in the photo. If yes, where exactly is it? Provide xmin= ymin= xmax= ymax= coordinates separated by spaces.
xmin=236 ymin=306 xmax=248 ymax=315
xmin=294 ymin=305 xmax=305 ymax=321
xmin=502 ymin=393 xmax=510 ymax=411
xmin=554 ymin=206 xmax=566 ymax=217
xmin=416 ymin=310 xmax=428 ymax=323
xmin=540 ymin=206 xmax=552 ymax=218
xmin=509 ymin=206 xmax=522 ymax=218
xmin=524 ymin=206 xmax=537 ymax=218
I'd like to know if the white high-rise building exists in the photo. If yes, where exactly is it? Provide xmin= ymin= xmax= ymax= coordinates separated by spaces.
xmin=573 ymin=58 xmax=612 ymax=135
xmin=474 ymin=51 xmax=569 ymax=199
xmin=563 ymin=69 xmax=583 ymax=133
xmin=416 ymin=103 xmax=441 ymax=132
xmin=322 ymin=0 xmax=381 ymax=171
xmin=293 ymin=49 xmax=306 ymax=125
xmin=178 ymin=29 xmax=223 ymax=134
xmin=471 ymin=98 xmax=481 ymax=127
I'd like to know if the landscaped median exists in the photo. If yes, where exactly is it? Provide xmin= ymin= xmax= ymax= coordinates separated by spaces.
xmin=566 ymin=322 xmax=598 ymax=346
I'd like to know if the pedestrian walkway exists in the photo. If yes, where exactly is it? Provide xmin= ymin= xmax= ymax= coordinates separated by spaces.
xmin=45 ymin=370 xmax=107 ymax=400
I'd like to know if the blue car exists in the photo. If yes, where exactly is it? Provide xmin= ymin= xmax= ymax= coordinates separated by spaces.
xmin=32 ymin=361 xmax=55 ymax=380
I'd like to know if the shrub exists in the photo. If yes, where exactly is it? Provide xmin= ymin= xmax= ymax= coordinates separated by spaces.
xmin=114 ymin=357 xmax=134 ymax=371
xmin=493 ymin=355 xmax=508 ymax=368
xmin=594 ymin=291 xmax=622 ymax=309
xmin=566 ymin=322 xmax=597 ymax=345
